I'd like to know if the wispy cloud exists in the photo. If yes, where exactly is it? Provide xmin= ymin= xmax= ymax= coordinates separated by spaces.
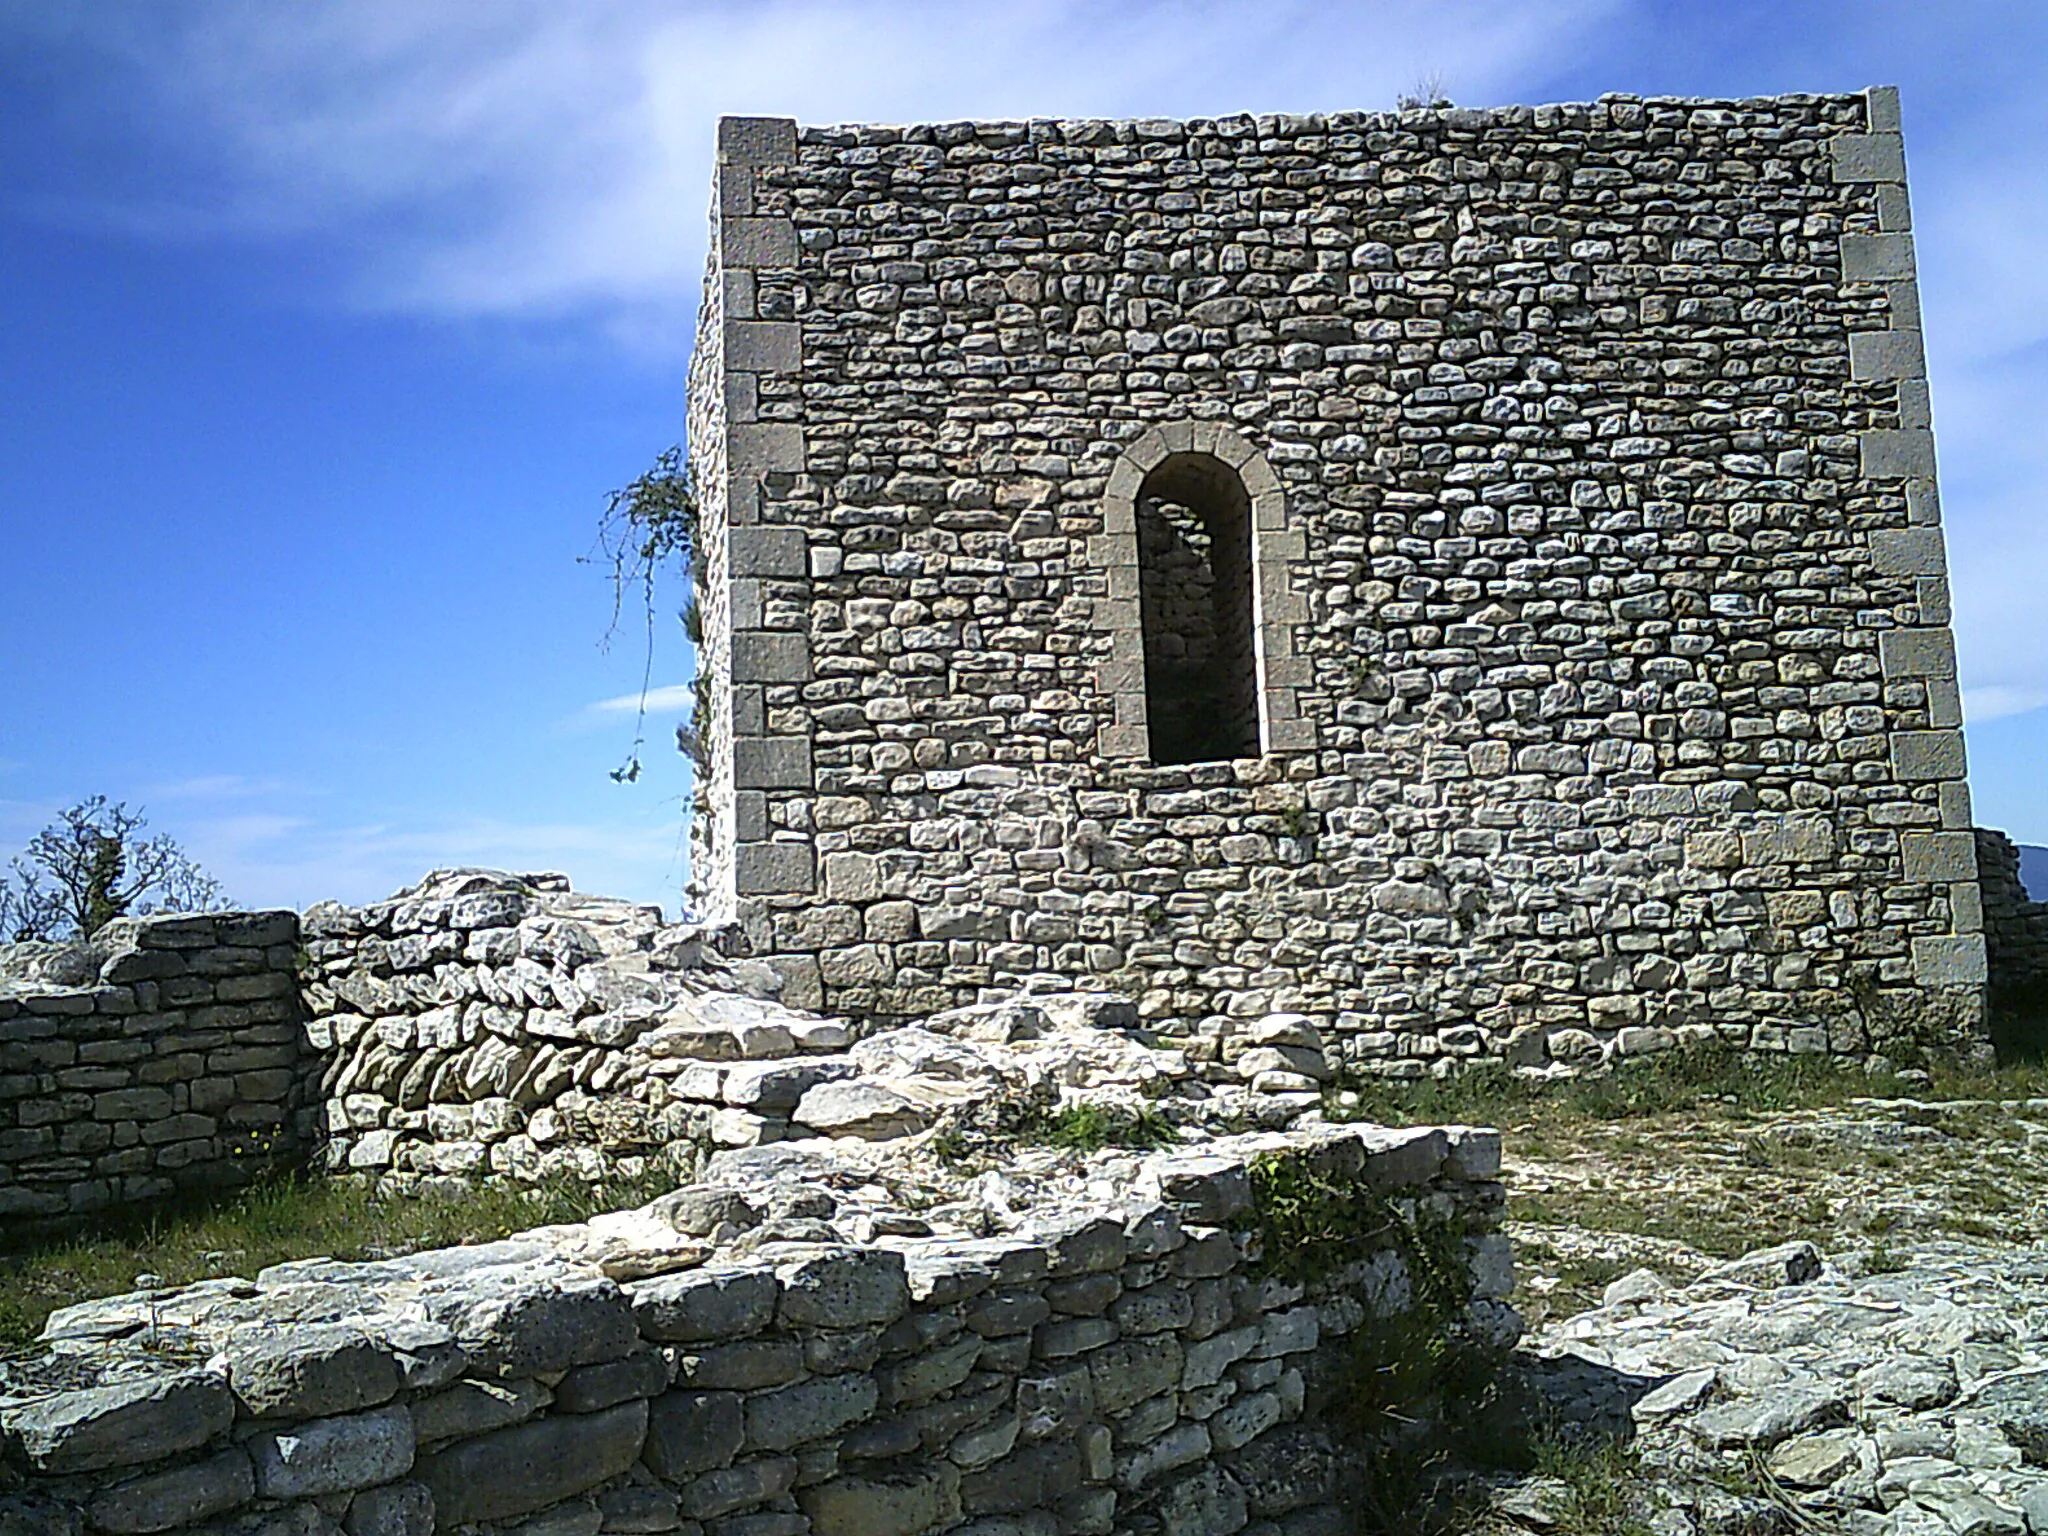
xmin=588 ymin=683 xmax=695 ymax=715
xmin=5 ymin=0 xmax=1617 ymax=346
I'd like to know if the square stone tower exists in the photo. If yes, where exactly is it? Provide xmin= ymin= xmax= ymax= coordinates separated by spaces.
xmin=686 ymin=88 xmax=1987 ymax=1071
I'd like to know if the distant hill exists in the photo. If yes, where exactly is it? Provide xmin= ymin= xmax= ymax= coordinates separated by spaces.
xmin=2022 ymin=845 xmax=2048 ymax=902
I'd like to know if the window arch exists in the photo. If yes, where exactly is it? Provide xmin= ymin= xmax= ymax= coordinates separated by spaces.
xmin=1136 ymin=454 xmax=1259 ymax=763
xmin=1093 ymin=422 xmax=1312 ymax=763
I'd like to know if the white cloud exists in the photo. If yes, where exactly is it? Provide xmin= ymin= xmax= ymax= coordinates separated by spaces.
xmin=589 ymin=683 xmax=696 ymax=715
xmin=1964 ymin=686 xmax=2048 ymax=726
xmin=8 ymin=0 xmax=1618 ymax=345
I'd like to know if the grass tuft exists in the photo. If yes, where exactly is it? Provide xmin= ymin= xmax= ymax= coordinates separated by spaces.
xmin=0 ymin=1165 xmax=681 ymax=1347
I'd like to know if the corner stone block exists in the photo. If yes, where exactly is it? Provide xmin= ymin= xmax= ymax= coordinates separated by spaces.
xmin=735 ymin=842 xmax=816 ymax=896
xmin=720 ymin=218 xmax=797 ymax=270
xmin=717 ymin=162 xmax=754 ymax=218
xmin=1928 ymin=678 xmax=1963 ymax=730
xmin=718 ymin=116 xmax=798 ymax=166
xmin=1831 ymin=132 xmax=1907 ymax=183
xmin=1866 ymin=85 xmax=1903 ymax=133
xmin=726 ymin=322 xmax=801 ymax=376
xmin=1912 ymin=934 xmax=1988 ymax=988
xmin=731 ymin=631 xmax=811 ymax=685
xmin=1951 ymin=880 xmax=1985 ymax=936
xmin=1841 ymin=233 xmax=1916 ymax=282
xmin=1868 ymin=527 xmax=1947 ymax=577
xmin=1901 ymin=831 xmax=1979 ymax=883
xmin=1267 ymin=715 xmax=1316 ymax=752
xmin=1861 ymin=429 xmax=1937 ymax=481
xmin=730 ymin=526 xmax=809 ymax=578
xmin=733 ymin=423 xmax=802 ymax=479
xmin=1878 ymin=627 xmax=1957 ymax=681
xmin=1849 ymin=328 xmax=1926 ymax=382
xmin=734 ymin=736 xmax=813 ymax=790
xmin=1099 ymin=722 xmax=1148 ymax=759
xmin=1940 ymin=779 xmax=1975 ymax=830
xmin=1892 ymin=730 xmax=1967 ymax=782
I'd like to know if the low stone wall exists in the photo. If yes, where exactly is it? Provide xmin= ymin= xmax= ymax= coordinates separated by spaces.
xmin=0 ymin=1121 xmax=1512 ymax=1536
xmin=0 ymin=911 xmax=307 ymax=1228
xmin=296 ymin=871 xmax=1375 ymax=1195
xmin=1976 ymin=829 xmax=2048 ymax=995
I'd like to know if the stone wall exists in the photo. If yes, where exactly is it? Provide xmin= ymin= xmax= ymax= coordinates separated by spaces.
xmin=0 ymin=911 xmax=307 ymax=1230
xmin=297 ymin=869 xmax=1410 ymax=1194
xmin=687 ymin=87 xmax=1988 ymax=1069
xmin=0 ymin=1121 xmax=1512 ymax=1536
xmin=1976 ymin=829 xmax=2048 ymax=995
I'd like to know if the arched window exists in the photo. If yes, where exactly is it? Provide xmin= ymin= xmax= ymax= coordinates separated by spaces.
xmin=1136 ymin=453 xmax=1260 ymax=763
xmin=1093 ymin=422 xmax=1310 ymax=764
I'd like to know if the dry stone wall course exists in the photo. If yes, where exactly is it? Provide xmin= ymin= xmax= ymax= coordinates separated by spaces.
xmin=1975 ymin=829 xmax=2048 ymax=996
xmin=686 ymin=87 xmax=1988 ymax=1068
xmin=0 ymin=911 xmax=309 ymax=1227
xmin=0 ymin=1121 xmax=1513 ymax=1536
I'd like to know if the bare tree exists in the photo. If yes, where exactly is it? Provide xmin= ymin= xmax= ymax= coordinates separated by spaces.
xmin=0 ymin=797 xmax=228 ymax=941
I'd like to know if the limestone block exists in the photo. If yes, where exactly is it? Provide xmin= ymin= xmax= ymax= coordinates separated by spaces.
xmin=413 ymin=1399 xmax=648 ymax=1524
xmin=225 ymin=1323 xmax=401 ymax=1419
xmin=720 ymin=218 xmax=796 ymax=269
xmin=775 ymin=1247 xmax=911 ymax=1329
xmin=87 ymin=1450 xmax=254 ymax=1535
xmin=3 ymin=1369 xmax=233 ymax=1474
xmin=250 ymin=1405 xmax=413 ymax=1499
xmin=1850 ymin=328 xmax=1926 ymax=381
xmin=629 ymin=1266 xmax=779 ymax=1341
xmin=731 ymin=631 xmax=810 ymax=685
xmin=717 ymin=115 xmax=797 ymax=166
xmin=729 ymin=526 xmax=807 ymax=578
xmin=821 ymin=852 xmax=883 ymax=901
xmin=793 ymin=1079 xmax=927 ymax=1139
xmin=733 ymin=738 xmax=813 ymax=792
xmin=1869 ymin=527 xmax=1946 ymax=577
xmin=1879 ymin=627 xmax=1956 ymax=680
xmin=1841 ymin=233 xmax=1915 ymax=281
xmin=1862 ymin=429 xmax=1937 ymax=480
xmin=1902 ymin=832 xmax=1978 ymax=884
xmin=1742 ymin=816 xmax=1836 ymax=867
xmin=1913 ymin=934 xmax=1988 ymax=987
xmin=1893 ymin=730 xmax=1967 ymax=781
xmin=1831 ymin=133 xmax=1906 ymax=182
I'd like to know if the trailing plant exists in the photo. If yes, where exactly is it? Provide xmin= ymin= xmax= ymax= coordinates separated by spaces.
xmin=587 ymin=446 xmax=703 ymax=788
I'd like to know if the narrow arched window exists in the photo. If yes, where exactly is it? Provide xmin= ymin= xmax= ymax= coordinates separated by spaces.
xmin=1136 ymin=452 xmax=1260 ymax=763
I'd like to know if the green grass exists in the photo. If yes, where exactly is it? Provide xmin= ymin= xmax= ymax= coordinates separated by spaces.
xmin=930 ymin=1100 xmax=1179 ymax=1167
xmin=0 ymin=1166 xmax=681 ymax=1348
xmin=1327 ymin=1043 xmax=2048 ymax=1135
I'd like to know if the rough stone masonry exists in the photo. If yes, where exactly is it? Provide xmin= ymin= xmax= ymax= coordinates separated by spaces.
xmin=685 ymin=86 xmax=1989 ymax=1069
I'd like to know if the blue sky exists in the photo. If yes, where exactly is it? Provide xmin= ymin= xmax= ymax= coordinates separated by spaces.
xmin=3 ymin=0 xmax=2046 ymax=917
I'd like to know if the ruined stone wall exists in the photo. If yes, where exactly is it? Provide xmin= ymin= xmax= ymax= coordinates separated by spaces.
xmin=0 ymin=1123 xmax=1511 ymax=1536
xmin=1976 ymin=829 xmax=2048 ymax=995
xmin=0 ymin=911 xmax=308 ymax=1229
xmin=691 ymin=88 xmax=1987 ymax=1069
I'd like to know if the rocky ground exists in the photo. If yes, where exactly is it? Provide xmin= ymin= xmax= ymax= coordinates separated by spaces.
xmin=1488 ymin=1088 xmax=2048 ymax=1536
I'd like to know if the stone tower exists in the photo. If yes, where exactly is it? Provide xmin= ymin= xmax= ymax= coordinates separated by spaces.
xmin=686 ymin=88 xmax=1987 ymax=1072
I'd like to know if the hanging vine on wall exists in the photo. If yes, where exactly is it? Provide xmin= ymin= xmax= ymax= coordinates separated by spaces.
xmin=586 ymin=446 xmax=704 ymax=786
